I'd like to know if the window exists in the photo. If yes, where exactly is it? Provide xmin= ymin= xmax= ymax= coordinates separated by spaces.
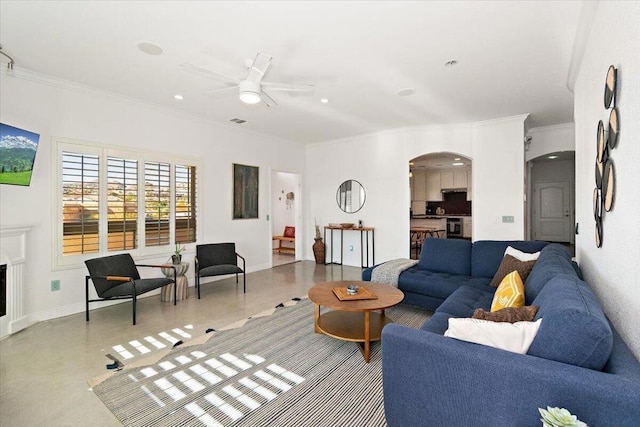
xmin=107 ymin=157 xmax=138 ymax=251
xmin=56 ymin=140 xmax=199 ymax=268
xmin=62 ymin=152 xmax=100 ymax=255
xmin=175 ymin=164 xmax=197 ymax=244
xmin=144 ymin=161 xmax=170 ymax=247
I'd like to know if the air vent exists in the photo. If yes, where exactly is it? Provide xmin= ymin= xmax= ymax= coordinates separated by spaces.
xmin=229 ymin=118 xmax=248 ymax=124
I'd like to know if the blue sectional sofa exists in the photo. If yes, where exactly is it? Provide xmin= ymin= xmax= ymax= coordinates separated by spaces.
xmin=363 ymin=239 xmax=640 ymax=426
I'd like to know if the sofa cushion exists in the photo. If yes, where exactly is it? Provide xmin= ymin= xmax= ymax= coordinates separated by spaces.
xmin=400 ymin=267 xmax=490 ymax=301
xmin=473 ymin=306 xmax=539 ymax=323
xmin=420 ymin=311 xmax=453 ymax=334
xmin=524 ymin=244 xmax=575 ymax=304
xmin=491 ymin=270 xmax=525 ymax=311
xmin=418 ymin=238 xmax=472 ymax=276
xmin=528 ymin=274 xmax=613 ymax=370
xmin=445 ymin=317 xmax=542 ymax=354
xmin=471 ymin=240 xmax=548 ymax=278
xmin=489 ymin=254 xmax=536 ymax=287
xmin=435 ymin=285 xmax=494 ymax=317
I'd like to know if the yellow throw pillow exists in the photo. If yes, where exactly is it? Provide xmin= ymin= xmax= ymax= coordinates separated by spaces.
xmin=490 ymin=270 xmax=525 ymax=312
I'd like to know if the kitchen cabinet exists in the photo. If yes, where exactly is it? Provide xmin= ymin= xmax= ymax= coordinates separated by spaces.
xmin=463 ymin=216 xmax=472 ymax=238
xmin=426 ymin=171 xmax=442 ymax=201
xmin=413 ymin=170 xmax=427 ymax=201
xmin=453 ymin=170 xmax=468 ymax=188
xmin=440 ymin=171 xmax=454 ymax=189
xmin=467 ymin=170 xmax=472 ymax=201
xmin=440 ymin=169 xmax=467 ymax=189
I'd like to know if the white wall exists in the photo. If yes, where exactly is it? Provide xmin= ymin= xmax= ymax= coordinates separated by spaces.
xmin=0 ymin=70 xmax=305 ymax=323
xmin=305 ymin=115 xmax=528 ymax=265
xmin=526 ymin=123 xmax=575 ymax=162
xmin=573 ymin=1 xmax=640 ymax=358
xmin=471 ymin=117 xmax=528 ymax=240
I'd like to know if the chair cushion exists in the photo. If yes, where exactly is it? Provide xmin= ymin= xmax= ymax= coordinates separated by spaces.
xmin=85 ymin=253 xmax=141 ymax=297
xmin=101 ymin=277 xmax=173 ymax=298
xmin=198 ymin=264 xmax=243 ymax=277
xmin=197 ymin=243 xmax=237 ymax=269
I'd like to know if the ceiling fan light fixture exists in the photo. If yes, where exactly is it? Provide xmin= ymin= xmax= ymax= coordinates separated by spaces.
xmin=239 ymin=80 xmax=261 ymax=104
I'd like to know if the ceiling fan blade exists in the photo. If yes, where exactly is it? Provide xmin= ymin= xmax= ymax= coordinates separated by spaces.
xmin=203 ymin=85 xmax=239 ymax=97
xmin=246 ymin=53 xmax=272 ymax=83
xmin=261 ymin=90 xmax=278 ymax=107
xmin=179 ymin=62 xmax=239 ymax=84
xmin=261 ymin=82 xmax=315 ymax=93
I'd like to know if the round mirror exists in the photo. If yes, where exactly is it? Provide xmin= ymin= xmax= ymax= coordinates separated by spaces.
xmin=597 ymin=120 xmax=607 ymax=163
xmin=595 ymin=156 xmax=603 ymax=188
xmin=336 ymin=180 xmax=366 ymax=213
xmin=593 ymin=187 xmax=601 ymax=221
xmin=604 ymin=65 xmax=617 ymax=109
xmin=602 ymin=159 xmax=615 ymax=212
xmin=608 ymin=107 xmax=619 ymax=149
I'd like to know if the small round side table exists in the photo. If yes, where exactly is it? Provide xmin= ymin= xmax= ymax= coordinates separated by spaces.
xmin=161 ymin=262 xmax=189 ymax=302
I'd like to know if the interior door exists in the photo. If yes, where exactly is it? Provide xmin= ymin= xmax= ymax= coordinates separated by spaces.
xmin=532 ymin=181 xmax=572 ymax=242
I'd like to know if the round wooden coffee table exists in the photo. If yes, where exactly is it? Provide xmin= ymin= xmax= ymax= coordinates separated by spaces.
xmin=308 ymin=281 xmax=404 ymax=363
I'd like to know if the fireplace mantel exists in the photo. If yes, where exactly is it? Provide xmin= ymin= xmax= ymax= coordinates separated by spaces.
xmin=1 ymin=225 xmax=31 ymax=338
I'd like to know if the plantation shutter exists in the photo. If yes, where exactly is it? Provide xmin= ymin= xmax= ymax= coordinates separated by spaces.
xmin=107 ymin=157 xmax=138 ymax=251
xmin=175 ymin=164 xmax=196 ymax=244
xmin=62 ymin=152 xmax=100 ymax=255
xmin=144 ymin=161 xmax=170 ymax=247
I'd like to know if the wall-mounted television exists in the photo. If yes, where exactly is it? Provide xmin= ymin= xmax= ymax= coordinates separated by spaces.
xmin=0 ymin=123 xmax=40 ymax=187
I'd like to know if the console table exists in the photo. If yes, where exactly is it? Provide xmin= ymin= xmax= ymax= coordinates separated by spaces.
xmin=324 ymin=225 xmax=375 ymax=268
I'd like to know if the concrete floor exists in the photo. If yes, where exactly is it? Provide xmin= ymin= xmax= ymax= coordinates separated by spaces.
xmin=0 ymin=261 xmax=361 ymax=426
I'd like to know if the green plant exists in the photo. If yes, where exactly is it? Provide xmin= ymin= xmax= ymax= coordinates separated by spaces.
xmin=174 ymin=244 xmax=185 ymax=256
xmin=539 ymin=407 xmax=587 ymax=427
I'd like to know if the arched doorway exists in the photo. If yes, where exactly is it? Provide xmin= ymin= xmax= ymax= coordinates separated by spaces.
xmin=409 ymin=152 xmax=473 ymax=258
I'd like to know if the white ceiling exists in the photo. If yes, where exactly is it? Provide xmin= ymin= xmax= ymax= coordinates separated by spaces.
xmin=0 ymin=1 xmax=583 ymax=144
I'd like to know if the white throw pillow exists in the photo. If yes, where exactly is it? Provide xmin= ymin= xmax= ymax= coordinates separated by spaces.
xmin=505 ymin=246 xmax=540 ymax=262
xmin=444 ymin=317 xmax=542 ymax=354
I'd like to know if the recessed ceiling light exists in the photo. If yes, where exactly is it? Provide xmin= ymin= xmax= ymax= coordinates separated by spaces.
xmin=452 ymin=162 xmax=465 ymax=166
xmin=396 ymin=88 xmax=415 ymax=97
xmin=454 ymin=157 xmax=461 ymax=161
xmin=444 ymin=60 xmax=458 ymax=67
xmin=548 ymin=155 xmax=559 ymax=159
xmin=320 ymin=98 xmax=329 ymax=104
xmin=137 ymin=41 xmax=163 ymax=55
xmin=174 ymin=94 xmax=184 ymax=100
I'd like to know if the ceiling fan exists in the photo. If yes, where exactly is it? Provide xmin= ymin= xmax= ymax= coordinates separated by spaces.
xmin=180 ymin=53 xmax=314 ymax=107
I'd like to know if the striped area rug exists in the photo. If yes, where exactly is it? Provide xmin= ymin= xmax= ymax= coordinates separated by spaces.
xmin=92 ymin=298 xmax=430 ymax=426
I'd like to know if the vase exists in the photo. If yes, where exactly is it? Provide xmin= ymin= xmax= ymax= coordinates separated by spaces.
xmin=312 ymin=238 xmax=325 ymax=264
xmin=171 ymin=254 xmax=182 ymax=264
